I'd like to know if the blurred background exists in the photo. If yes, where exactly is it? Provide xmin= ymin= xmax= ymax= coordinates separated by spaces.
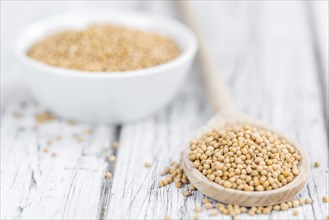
xmin=2 ymin=1 xmax=327 ymax=85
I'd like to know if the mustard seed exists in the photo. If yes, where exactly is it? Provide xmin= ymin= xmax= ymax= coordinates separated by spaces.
xmin=105 ymin=171 xmax=112 ymax=179
xmin=305 ymin=197 xmax=312 ymax=204
xmin=112 ymin=141 xmax=119 ymax=149
xmin=28 ymin=24 xmax=180 ymax=72
xmin=205 ymin=203 xmax=212 ymax=209
xmin=293 ymin=210 xmax=299 ymax=216
xmin=183 ymin=190 xmax=190 ymax=197
xmin=144 ymin=162 xmax=152 ymax=168
xmin=195 ymin=206 xmax=202 ymax=213
xmin=209 ymin=209 xmax=217 ymax=216
xmin=314 ymin=161 xmax=320 ymax=168
xmin=108 ymin=155 xmax=116 ymax=163
xmin=322 ymin=196 xmax=328 ymax=203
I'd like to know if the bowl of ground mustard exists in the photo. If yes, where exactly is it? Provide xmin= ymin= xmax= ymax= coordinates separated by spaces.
xmin=16 ymin=9 xmax=197 ymax=123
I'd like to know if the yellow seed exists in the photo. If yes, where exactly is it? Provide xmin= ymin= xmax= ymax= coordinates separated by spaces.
xmin=105 ymin=171 xmax=112 ymax=179
xmin=112 ymin=141 xmax=119 ymax=149
xmin=43 ymin=148 xmax=49 ymax=153
xmin=273 ymin=205 xmax=280 ymax=211
xmin=164 ymin=215 xmax=170 ymax=220
xmin=305 ymin=197 xmax=312 ymax=204
xmin=314 ymin=161 xmax=320 ymax=168
xmin=210 ymin=209 xmax=217 ymax=216
xmin=195 ymin=206 xmax=202 ymax=213
xmin=292 ymin=200 xmax=299 ymax=208
xmin=144 ymin=162 xmax=152 ymax=168
xmin=280 ymin=203 xmax=288 ymax=211
xmin=293 ymin=210 xmax=299 ymax=216
xmin=322 ymin=196 xmax=328 ymax=203
xmin=205 ymin=203 xmax=212 ymax=209
xmin=189 ymin=185 xmax=196 ymax=191
xmin=108 ymin=155 xmax=116 ymax=163
xmin=183 ymin=190 xmax=190 ymax=197
xmin=194 ymin=214 xmax=199 ymax=220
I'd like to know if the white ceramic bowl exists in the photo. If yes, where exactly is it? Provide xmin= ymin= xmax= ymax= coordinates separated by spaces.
xmin=15 ymin=9 xmax=197 ymax=123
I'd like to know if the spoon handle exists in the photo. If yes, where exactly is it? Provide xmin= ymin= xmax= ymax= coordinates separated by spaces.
xmin=178 ymin=1 xmax=235 ymax=115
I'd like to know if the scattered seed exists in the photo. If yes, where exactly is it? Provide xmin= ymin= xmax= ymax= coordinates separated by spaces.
xmin=12 ymin=112 xmax=22 ymax=118
xmin=194 ymin=214 xmax=199 ymax=220
xmin=322 ymin=196 xmax=328 ymax=203
xmin=205 ymin=203 xmax=212 ymax=209
xmin=183 ymin=190 xmax=190 ymax=197
xmin=305 ymin=197 xmax=312 ymax=204
xmin=112 ymin=141 xmax=119 ymax=149
xmin=67 ymin=120 xmax=76 ymax=125
xmin=85 ymin=129 xmax=93 ymax=135
xmin=210 ymin=209 xmax=217 ymax=216
xmin=35 ymin=112 xmax=56 ymax=123
xmin=55 ymin=135 xmax=62 ymax=141
xmin=314 ymin=162 xmax=320 ymax=168
xmin=105 ymin=171 xmax=112 ymax=179
xmin=103 ymin=144 xmax=110 ymax=151
xmin=189 ymin=185 xmax=197 ymax=191
xmin=108 ymin=155 xmax=116 ymax=163
xmin=195 ymin=206 xmax=202 ymax=213
xmin=43 ymin=148 xmax=49 ymax=153
xmin=144 ymin=162 xmax=152 ymax=168
xmin=293 ymin=210 xmax=299 ymax=216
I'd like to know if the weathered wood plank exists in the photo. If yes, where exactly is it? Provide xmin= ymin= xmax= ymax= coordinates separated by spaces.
xmin=1 ymin=1 xmax=328 ymax=220
xmin=105 ymin=1 xmax=328 ymax=219
xmin=1 ymin=86 xmax=117 ymax=219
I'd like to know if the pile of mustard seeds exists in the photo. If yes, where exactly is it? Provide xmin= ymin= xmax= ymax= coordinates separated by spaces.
xmin=158 ymin=161 xmax=322 ymax=219
xmin=189 ymin=124 xmax=301 ymax=191
xmin=28 ymin=24 xmax=180 ymax=72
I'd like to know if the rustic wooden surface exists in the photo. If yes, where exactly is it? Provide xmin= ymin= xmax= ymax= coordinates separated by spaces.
xmin=1 ymin=1 xmax=328 ymax=219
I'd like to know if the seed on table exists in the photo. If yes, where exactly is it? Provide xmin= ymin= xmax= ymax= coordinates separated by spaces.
xmin=144 ymin=162 xmax=152 ymax=168
xmin=314 ymin=162 xmax=320 ymax=168
xmin=305 ymin=197 xmax=312 ymax=204
xmin=298 ymin=198 xmax=304 ymax=205
xmin=280 ymin=203 xmax=288 ymax=211
xmin=205 ymin=203 xmax=212 ymax=209
xmin=273 ymin=205 xmax=280 ymax=211
xmin=293 ymin=210 xmax=299 ymax=216
xmin=209 ymin=209 xmax=217 ymax=216
xmin=43 ymin=147 xmax=49 ymax=153
xmin=105 ymin=171 xmax=112 ymax=179
xmin=322 ymin=196 xmax=328 ymax=203
xmin=194 ymin=214 xmax=199 ymax=220
xmin=195 ymin=206 xmax=202 ymax=213
xmin=292 ymin=200 xmax=300 ymax=208
xmin=112 ymin=141 xmax=119 ymax=149
xmin=175 ymin=181 xmax=182 ymax=188
xmin=183 ymin=190 xmax=190 ymax=197
xmin=202 ymin=198 xmax=210 ymax=204
xmin=189 ymin=185 xmax=196 ymax=191
xmin=108 ymin=155 xmax=116 ymax=163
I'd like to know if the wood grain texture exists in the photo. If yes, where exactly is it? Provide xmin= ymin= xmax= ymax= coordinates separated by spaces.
xmin=1 ymin=1 xmax=328 ymax=220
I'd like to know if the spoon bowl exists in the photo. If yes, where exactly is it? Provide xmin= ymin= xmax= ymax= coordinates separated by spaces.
xmin=181 ymin=113 xmax=310 ymax=206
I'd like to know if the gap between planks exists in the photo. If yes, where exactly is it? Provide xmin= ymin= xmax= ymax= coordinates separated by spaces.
xmin=97 ymin=126 xmax=122 ymax=220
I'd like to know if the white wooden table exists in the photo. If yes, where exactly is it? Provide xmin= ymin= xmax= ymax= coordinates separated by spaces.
xmin=1 ymin=1 xmax=328 ymax=219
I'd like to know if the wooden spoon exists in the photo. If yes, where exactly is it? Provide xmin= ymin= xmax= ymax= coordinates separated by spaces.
xmin=178 ymin=2 xmax=310 ymax=207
